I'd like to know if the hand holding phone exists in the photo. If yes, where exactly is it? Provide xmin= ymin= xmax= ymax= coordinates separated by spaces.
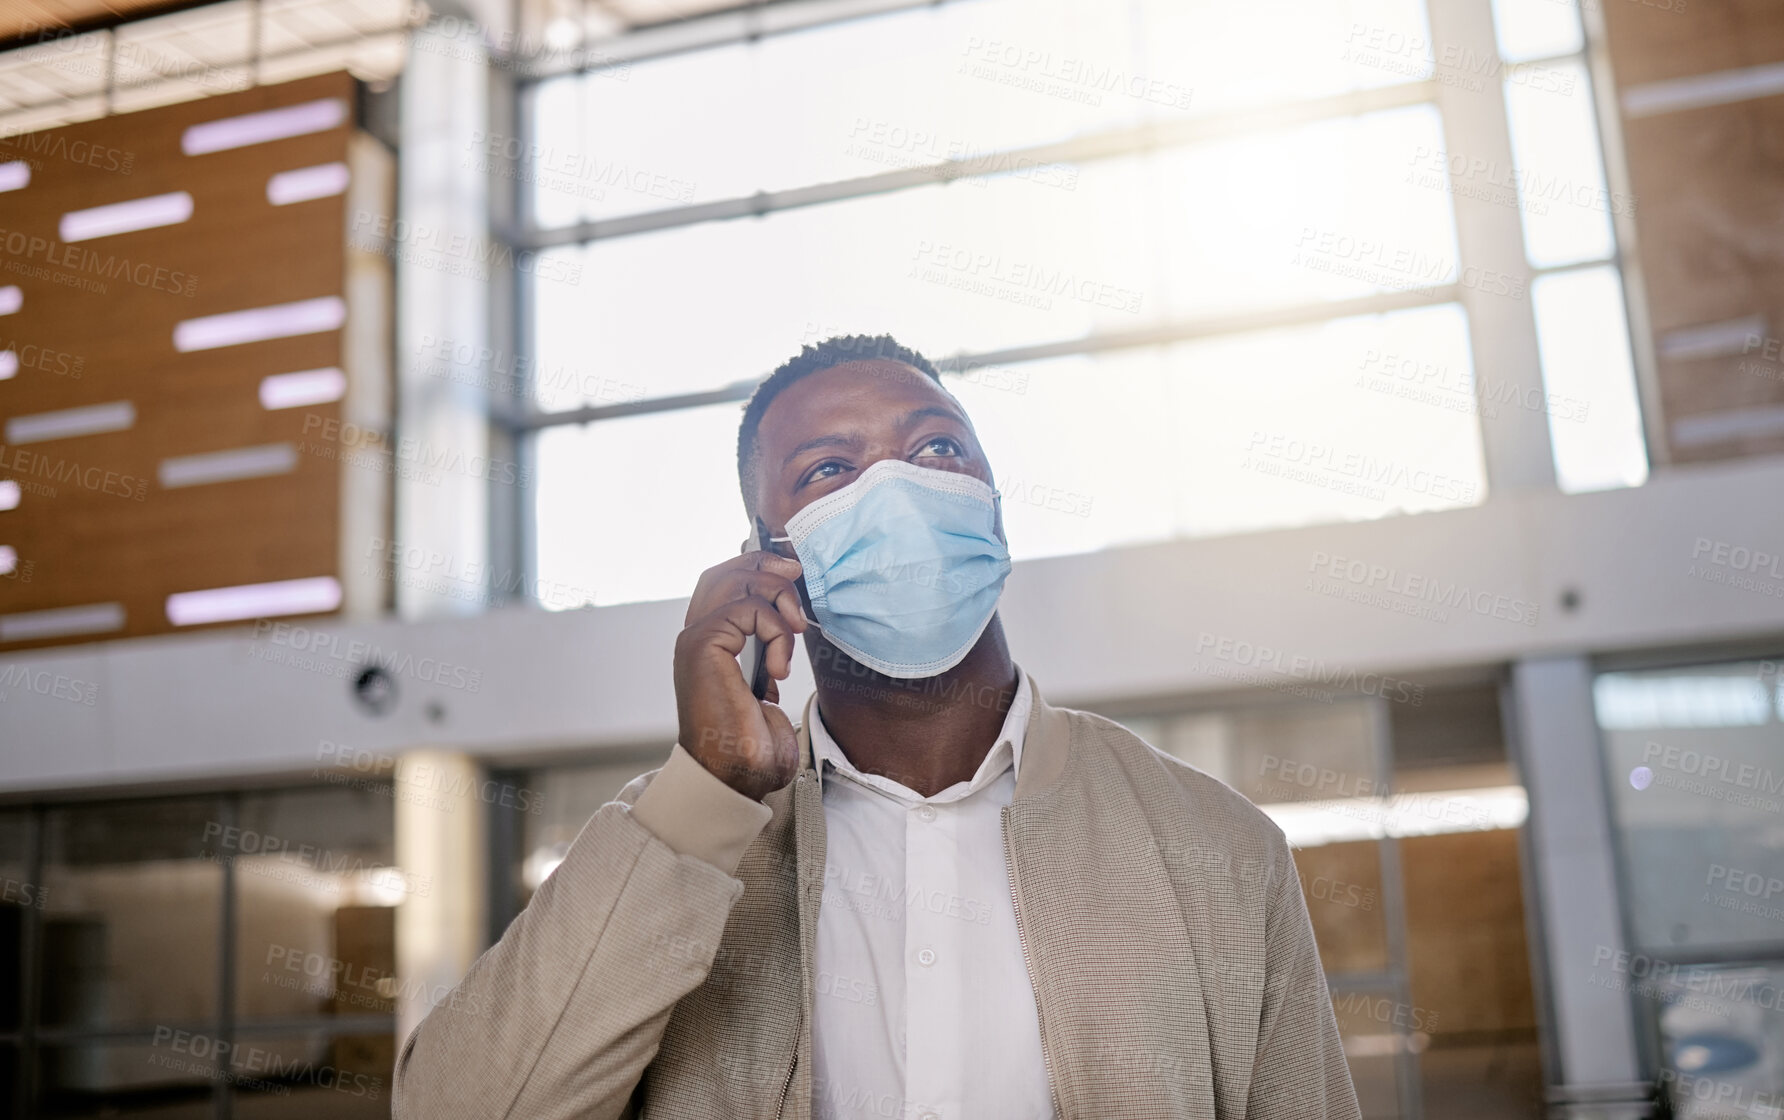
xmin=668 ymin=537 xmax=806 ymax=801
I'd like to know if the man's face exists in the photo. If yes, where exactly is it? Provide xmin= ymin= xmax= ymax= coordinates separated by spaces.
xmin=751 ymin=359 xmax=997 ymax=542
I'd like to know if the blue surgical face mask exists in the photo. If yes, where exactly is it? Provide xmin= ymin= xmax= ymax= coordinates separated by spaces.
xmin=775 ymin=459 xmax=1011 ymax=680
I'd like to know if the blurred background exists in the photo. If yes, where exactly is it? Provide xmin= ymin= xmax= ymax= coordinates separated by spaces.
xmin=0 ymin=0 xmax=1780 ymax=1116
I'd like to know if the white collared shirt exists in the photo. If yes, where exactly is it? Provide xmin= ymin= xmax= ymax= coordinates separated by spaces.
xmin=808 ymin=669 xmax=1054 ymax=1120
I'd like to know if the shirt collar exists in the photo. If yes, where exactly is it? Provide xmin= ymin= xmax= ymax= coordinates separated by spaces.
xmin=809 ymin=666 xmax=1032 ymax=805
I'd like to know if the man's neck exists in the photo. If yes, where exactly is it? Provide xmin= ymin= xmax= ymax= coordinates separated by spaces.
xmin=807 ymin=621 xmax=1020 ymax=798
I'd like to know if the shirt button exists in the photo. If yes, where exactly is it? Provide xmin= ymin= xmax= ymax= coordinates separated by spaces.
xmin=917 ymin=805 xmax=937 ymax=822
xmin=919 ymin=1112 xmax=940 ymax=1120
xmin=916 ymin=947 xmax=936 ymax=967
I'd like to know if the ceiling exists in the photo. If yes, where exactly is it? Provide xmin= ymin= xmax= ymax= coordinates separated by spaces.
xmin=1 ymin=0 xmax=205 ymax=44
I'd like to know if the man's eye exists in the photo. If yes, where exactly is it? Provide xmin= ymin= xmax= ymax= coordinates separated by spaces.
xmin=915 ymin=437 xmax=962 ymax=458
xmin=802 ymin=460 xmax=847 ymax=486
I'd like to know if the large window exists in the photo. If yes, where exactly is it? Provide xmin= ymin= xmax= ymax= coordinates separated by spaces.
xmin=1 ymin=786 xmax=399 ymax=1118
xmin=510 ymin=0 xmax=1652 ymax=608
xmin=1594 ymin=658 xmax=1784 ymax=1120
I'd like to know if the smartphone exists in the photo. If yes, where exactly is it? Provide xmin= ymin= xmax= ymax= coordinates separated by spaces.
xmin=741 ymin=525 xmax=773 ymax=701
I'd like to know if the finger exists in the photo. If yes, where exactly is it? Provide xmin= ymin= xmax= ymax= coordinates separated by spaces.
xmin=687 ymin=550 xmax=801 ymax=624
xmin=749 ymin=549 xmax=804 ymax=581
xmin=727 ymin=570 xmax=807 ymax=634
xmin=698 ymin=595 xmax=796 ymax=664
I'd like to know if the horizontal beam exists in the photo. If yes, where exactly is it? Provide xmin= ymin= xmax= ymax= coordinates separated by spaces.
xmin=497 ymin=286 xmax=1460 ymax=431
xmin=515 ymin=81 xmax=1438 ymax=249
xmin=3 ymin=455 xmax=1782 ymax=795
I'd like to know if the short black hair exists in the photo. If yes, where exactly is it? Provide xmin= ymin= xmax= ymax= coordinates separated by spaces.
xmin=736 ymin=334 xmax=946 ymax=516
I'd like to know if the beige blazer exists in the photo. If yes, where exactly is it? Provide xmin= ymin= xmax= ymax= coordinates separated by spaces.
xmin=393 ymin=673 xmax=1361 ymax=1119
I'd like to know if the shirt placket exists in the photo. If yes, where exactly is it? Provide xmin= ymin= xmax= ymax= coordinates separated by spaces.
xmin=902 ymin=795 xmax=964 ymax=1120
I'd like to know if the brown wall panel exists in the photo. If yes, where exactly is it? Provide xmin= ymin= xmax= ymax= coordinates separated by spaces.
xmin=1605 ymin=0 xmax=1784 ymax=462
xmin=0 ymin=70 xmax=368 ymax=650
xmin=1602 ymin=0 xmax=1784 ymax=87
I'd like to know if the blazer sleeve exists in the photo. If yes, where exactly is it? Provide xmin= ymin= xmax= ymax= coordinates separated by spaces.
xmin=391 ymin=745 xmax=774 ymax=1120
xmin=1245 ymin=839 xmax=1364 ymax=1120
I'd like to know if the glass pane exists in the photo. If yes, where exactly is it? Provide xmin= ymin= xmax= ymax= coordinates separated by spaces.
xmin=534 ymin=303 xmax=1486 ymax=607
xmin=233 ymin=787 xmax=399 ymax=1024
xmin=1298 ymin=840 xmax=1393 ymax=975
xmin=1502 ymin=58 xmax=1617 ymax=269
xmin=1597 ymin=661 xmax=1784 ymax=954
xmin=1652 ymin=963 xmax=1784 ymax=1120
xmin=1332 ymin=987 xmax=1416 ymax=1119
xmin=39 ymin=1038 xmax=213 ymax=1118
xmin=41 ymin=798 xmax=222 ymax=1031
xmin=1489 ymin=0 xmax=1583 ymax=63
xmin=534 ymin=402 xmax=747 ymax=607
xmin=532 ymin=0 xmax=1433 ymax=225
xmin=531 ymin=104 xmax=1457 ymax=405
xmin=516 ymin=759 xmax=657 ymax=907
xmin=0 ymin=810 xmax=29 ymax=1034
xmin=1530 ymin=266 xmax=1649 ymax=494
xmin=226 ymin=1029 xmax=391 ymax=1119
xmin=946 ymin=305 xmax=1484 ymax=562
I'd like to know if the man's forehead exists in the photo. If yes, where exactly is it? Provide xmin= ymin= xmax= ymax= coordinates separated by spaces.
xmin=763 ymin=360 xmax=962 ymax=430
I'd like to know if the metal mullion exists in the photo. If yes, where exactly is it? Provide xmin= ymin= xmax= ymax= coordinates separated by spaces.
xmin=504 ymin=286 xmax=1462 ymax=433
xmin=32 ymin=1015 xmax=397 ymax=1045
xmin=516 ymin=80 xmax=1440 ymax=251
xmin=1576 ymin=0 xmax=1667 ymax=471
xmin=508 ymin=0 xmax=953 ymax=83
xmin=17 ymin=805 xmax=43 ymax=1118
xmin=215 ymin=792 xmax=236 ymax=1120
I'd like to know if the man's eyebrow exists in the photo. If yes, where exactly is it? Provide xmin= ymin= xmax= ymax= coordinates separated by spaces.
xmin=898 ymin=405 xmax=969 ymax=430
xmin=781 ymin=431 xmax=862 ymax=470
xmin=778 ymin=406 xmax=970 ymax=470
